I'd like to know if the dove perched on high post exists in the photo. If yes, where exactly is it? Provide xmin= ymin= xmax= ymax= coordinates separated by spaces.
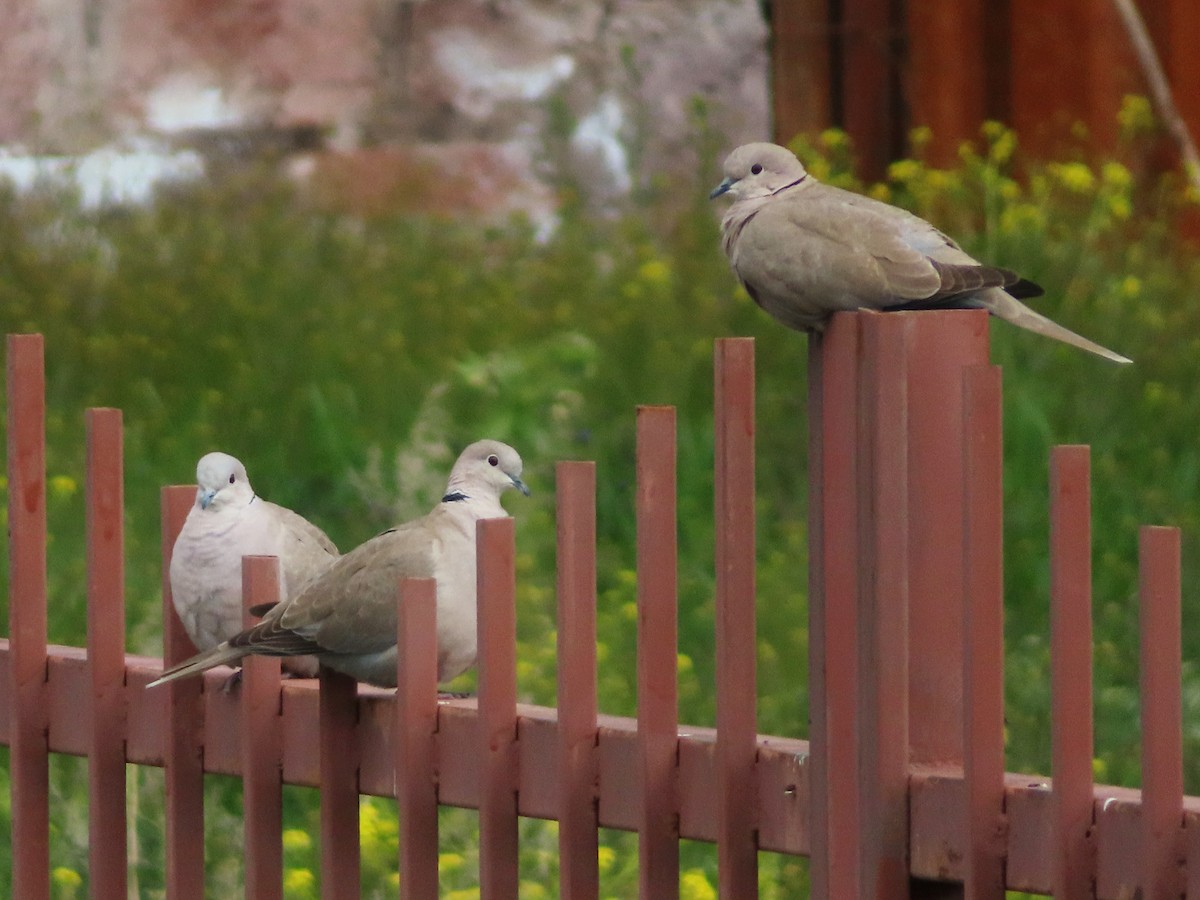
xmin=168 ymin=452 xmax=340 ymax=679
xmin=710 ymin=142 xmax=1132 ymax=364
xmin=149 ymin=440 xmax=529 ymax=689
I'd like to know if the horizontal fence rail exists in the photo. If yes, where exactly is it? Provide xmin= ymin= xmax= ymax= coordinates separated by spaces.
xmin=1 ymin=319 xmax=1195 ymax=897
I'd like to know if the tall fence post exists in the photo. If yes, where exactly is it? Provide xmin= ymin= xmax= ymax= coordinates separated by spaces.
xmin=86 ymin=407 xmax=128 ymax=900
xmin=8 ymin=334 xmax=49 ymax=900
xmin=162 ymin=483 xmax=205 ymax=900
xmin=808 ymin=310 xmax=994 ymax=898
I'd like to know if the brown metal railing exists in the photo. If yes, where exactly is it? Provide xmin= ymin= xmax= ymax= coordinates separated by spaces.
xmin=2 ymin=319 xmax=1195 ymax=897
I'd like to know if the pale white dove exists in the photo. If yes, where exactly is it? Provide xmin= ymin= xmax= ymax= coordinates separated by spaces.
xmin=150 ymin=440 xmax=529 ymax=689
xmin=168 ymin=451 xmax=340 ymax=679
xmin=710 ymin=142 xmax=1132 ymax=364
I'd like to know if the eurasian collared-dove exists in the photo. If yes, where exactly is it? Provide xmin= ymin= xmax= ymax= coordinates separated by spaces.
xmin=169 ymin=451 xmax=339 ymax=678
xmin=710 ymin=142 xmax=1132 ymax=364
xmin=150 ymin=440 xmax=529 ymax=689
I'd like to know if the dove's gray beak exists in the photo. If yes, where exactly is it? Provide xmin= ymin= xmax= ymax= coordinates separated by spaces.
xmin=199 ymin=488 xmax=217 ymax=510
xmin=709 ymin=177 xmax=733 ymax=200
xmin=512 ymin=476 xmax=531 ymax=497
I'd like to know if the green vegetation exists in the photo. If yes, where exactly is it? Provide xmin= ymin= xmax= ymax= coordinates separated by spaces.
xmin=2 ymin=100 xmax=1200 ymax=895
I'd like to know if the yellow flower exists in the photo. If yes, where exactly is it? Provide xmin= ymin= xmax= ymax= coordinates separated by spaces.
xmin=445 ymin=890 xmax=482 ymax=900
xmin=597 ymin=846 xmax=617 ymax=874
xmin=1106 ymin=196 xmax=1132 ymax=220
xmin=283 ymin=867 xmax=317 ymax=895
xmin=282 ymin=828 xmax=312 ymax=852
xmin=1048 ymin=162 xmax=1095 ymax=194
xmin=677 ymin=653 xmax=694 ymax=675
xmin=867 ymin=183 xmax=892 ymax=203
xmin=1120 ymin=276 xmax=1142 ymax=298
xmin=49 ymin=475 xmax=77 ymax=499
xmin=986 ymin=127 xmax=1017 ymax=165
xmin=887 ymin=159 xmax=921 ymax=183
xmin=819 ymin=128 xmax=850 ymax=149
xmin=1117 ymin=94 xmax=1155 ymax=134
xmin=52 ymin=867 xmax=83 ymax=890
xmin=908 ymin=125 xmax=933 ymax=152
xmin=1101 ymin=161 xmax=1132 ymax=190
xmin=439 ymin=852 xmax=466 ymax=873
xmin=637 ymin=259 xmax=671 ymax=286
xmin=998 ymin=204 xmax=1047 ymax=235
xmin=1092 ymin=757 xmax=1108 ymax=781
xmin=680 ymin=868 xmax=717 ymax=900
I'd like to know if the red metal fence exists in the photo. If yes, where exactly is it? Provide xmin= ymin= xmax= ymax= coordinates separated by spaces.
xmin=0 ymin=316 xmax=1196 ymax=897
xmin=772 ymin=0 xmax=1200 ymax=177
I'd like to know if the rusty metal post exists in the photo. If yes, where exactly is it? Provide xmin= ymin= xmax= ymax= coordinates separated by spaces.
xmin=714 ymin=338 xmax=759 ymax=895
xmin=962 ymin=366 xmax=1006 ymax=898
xmin=8 ymin=334 xmax=49 ymax=900
xmin=636 ymin=406 xmax=680 ymax=898
xmin=556 ymin=462 xmax=600 ymax=900
xmin=478 ymin=516 xmax=519 ymax=898
xmin=808 ymin=310 xmax=993 ymax=897
xmin=161 ymin=483 xmax=204 ymax=900
xmin=319 ymin=668 xmax=361 ymax=900
xmin=1139 ymin=526 xmax=1184 ymax=900
xmin=86 ymin=408 xmax=128 ymax=900
xmin=242 ymin=555 xmax=284 ymax=900
xmin=1049 ymin=446 xmax=1096 ymax=897
xmin=396 ymin=577 xmax=439 ymax=900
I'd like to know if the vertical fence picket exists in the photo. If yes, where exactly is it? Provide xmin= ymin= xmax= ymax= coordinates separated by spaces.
xmin=857 ymin=314 xmax=912 ymax=897
xmin=478 ymin=516 xmax=519 ymax=897
xmin=636 ymin=406 xmax=680 ymax=898
xmin=962 ymin=366 xmax=1005 ymax=898
xmin=556 ymin=462 xmax=599 ymax=900
xmin=806 ymin=318 xmax=863 ymax=897
xmin=396 ymin=577 xmax=439 ymax=900
xmin=319 ymin=667 xmax=361 ymax=900
xmin=162 ymin=483 xmax=204 ymax=899
xmin=241 ymin=556 xmax=283 ymax=900
xmin=1139 ymin=526 xmax=1184 ymax=900
xmin=8 ymin=334 xmax=49 ymax=900
xmin=86 ymin=408 xmax=128 ymax=899
xmin=1049 ymin=445 xmax=1096 ymax=898
xmin=714 ymin=338 xmax=758 ymax=895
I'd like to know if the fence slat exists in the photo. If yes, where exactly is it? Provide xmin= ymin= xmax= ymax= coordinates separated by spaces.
xmin=320 ymin=668 xmax=361 ymax=900
xmin=396 ymin=576 xmax=439 ymax=899
xmin=478 ymin=516 xmax=519 ymax=898
xmin=1049 ymin=445 xmax=1095 ymax=899
xmin=162 ymin=483 xmax=205 ymax=900
xmin=242 ymin=556 xmax=283 ymax=900
xmin=556 ymin=462 xmax=599 ymax=900
xmin=86 ymin=407 xmax=128 ymax=899
xmin=8 ymin=333 xmax=49 ymax=900
xmin=857 ymin=313 xmax=912 ymax=897
xmin=806 ymin=318 xmax=863 ymax=898
xmin=636 ymin=405 xmax=680 ymax=898
xmin=714 ymin=338 xmax=758 ymax=895
xmin=962 ymin=366 xmax=1005 ymax=898
xmin=1139 ymin=526 xmax=1184 ymax=900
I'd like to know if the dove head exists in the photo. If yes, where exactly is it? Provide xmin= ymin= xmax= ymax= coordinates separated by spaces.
xmin=443 ymin=440 xmax=530 ymax=503
xmin=710 ymin=142 xmax=810 ymax=202
xmin=194 ymin=451 xmax=253 ymax=511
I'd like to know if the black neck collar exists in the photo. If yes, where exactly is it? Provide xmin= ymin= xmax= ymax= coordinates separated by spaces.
xmin=442 ymin=490 xmax=469 ymax=503
xmin=774 ymin=174 xmax=808 ymax=195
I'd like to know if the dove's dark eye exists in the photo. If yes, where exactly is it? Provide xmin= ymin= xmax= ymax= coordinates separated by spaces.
xmin=487 ymin=454 xmax=499 ymax=467
xmin=751 ymin=163 xmax=763 ymax=175
xmin=229 ymin=474 xmax=236 ymax=484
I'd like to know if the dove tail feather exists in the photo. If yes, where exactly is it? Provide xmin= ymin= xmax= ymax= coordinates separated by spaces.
xmin=147 ymin=643 xmax=248 ymax=688
xmin=981 ymin=291 xmax=1132 ymax=365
